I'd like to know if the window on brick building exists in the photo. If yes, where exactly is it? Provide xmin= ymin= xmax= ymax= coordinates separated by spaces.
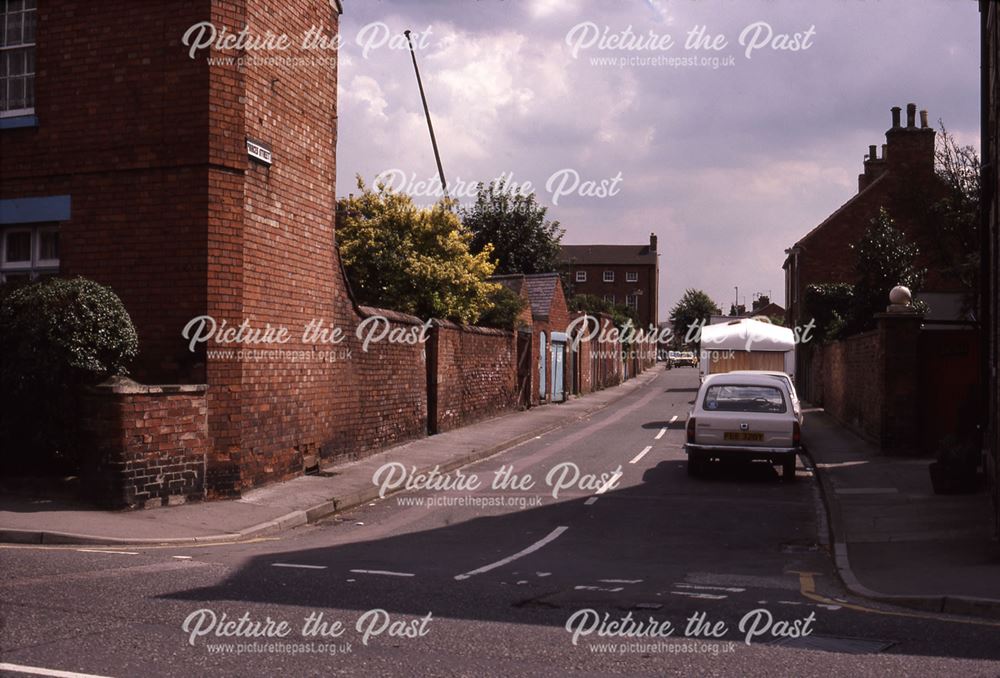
xmin=626 ymin=294 xmax=638 ymax=310
xmin=603 ymin=271 xmax=614 ymax=282
xmin=603 ymin=294 xmax=615 ymax=304
xmin=1 ymin=224 xmax=58 ymax=283
xmin=0 ymin=0 xmax=36 ymax=117
xmin=626 ymin=271 xmax=638 ymax=282
xmin=575 ymin=270 xmax=587 ymax=283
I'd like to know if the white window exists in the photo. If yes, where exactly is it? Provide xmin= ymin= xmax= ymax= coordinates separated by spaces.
xmin=603 ymin=294 xmax=615 ymax=304
xmin=626 ymin=294 xmax=638 ymax=309
xmin=1 ymin=0 xmax=36 ymax=117
xmin=1 ymin=224 xmax=58 ymax=283
xmin=603 ymin=270 xmax=614 ymax=283
xmin=626 ymin=271 xmax=638 ymax=283
xmin=575 ymin=270 xmax=587 ymax=283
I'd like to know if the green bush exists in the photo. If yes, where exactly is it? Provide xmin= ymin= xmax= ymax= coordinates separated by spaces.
xmin=804 ymin=283 xmax=854 ymax=341
xmin=477 ymin=285 xmax=529 ymax=330
xmin=0 ymin=277 xmax=138 ymax=474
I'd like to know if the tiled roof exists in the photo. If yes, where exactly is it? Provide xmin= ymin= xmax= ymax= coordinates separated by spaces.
xmin=558 ymin=244 xmax=655 ymax=266
xmin=489 ymin=273 xmax=562 ymax=320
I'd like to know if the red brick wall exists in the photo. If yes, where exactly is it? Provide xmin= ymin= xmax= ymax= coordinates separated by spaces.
xmin=808 ymin=330 xmax=883 ymax=443
xmin=430 ymin=322 xmax=517 ymax=433
xmin=81 ymin=380 xmax=208 ymax=509
xmin=566 ymin=263 xmax=657 ymax=327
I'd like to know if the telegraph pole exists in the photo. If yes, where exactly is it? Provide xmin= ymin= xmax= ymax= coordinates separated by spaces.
xmin=403 ymin=29 xmax=447 ymax=197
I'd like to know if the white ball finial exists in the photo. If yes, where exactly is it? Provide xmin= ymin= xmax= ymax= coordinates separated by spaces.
xmin=889 ymin=286 xmax=912 ymax=305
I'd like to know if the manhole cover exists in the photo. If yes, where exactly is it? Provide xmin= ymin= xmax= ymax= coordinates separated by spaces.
xmin=770 ymin=635 xmax=894 ymax=654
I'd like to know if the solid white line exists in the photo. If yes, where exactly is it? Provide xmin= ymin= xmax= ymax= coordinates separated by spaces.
xmin=674 ymin=583 xmax=746 ymax=593
xmin=271 ymin=563 xmax=327 ymax=570
xmin=0 ymin=663 xmax=115 ymax=678
xmin=584 ymin=497 xmax=598 ymax=505
xmin=595 ymin=471 xmax=622 ymax=495
xmin=349 ymin=569 xmax=415 ymax=577
xmin=76 ymin=549 xmax=138 ymax=556
xmin=454 ymin=526 xmax=568 ymax=580
xmin=655 ymin=427 xmax=667 ymax=440
xmin=171 ymin=556 xmax=192 ymax=560
xmin=629 ymin=446 xmax=652 ymax=464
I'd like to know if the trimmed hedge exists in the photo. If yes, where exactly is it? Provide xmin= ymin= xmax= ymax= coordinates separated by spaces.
xmin=0 ymin=277 xmax=138 ymax=474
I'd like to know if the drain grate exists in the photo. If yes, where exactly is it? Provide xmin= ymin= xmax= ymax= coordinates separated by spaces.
xmin=770 ymin=635 xmax=895 ymax=654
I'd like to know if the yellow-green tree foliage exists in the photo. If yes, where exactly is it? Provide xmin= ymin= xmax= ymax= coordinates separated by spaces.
xmin=337 ymin=179 xmax=499 ymax=324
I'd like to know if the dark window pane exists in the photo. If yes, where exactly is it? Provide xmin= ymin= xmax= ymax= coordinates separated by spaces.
xmin=6 ymin=12 xmax=22 ymax=47
xmin=24 ymin=73 xmax=32 ymax=107
xmin=39 ymin=230 xmax=58 ymax=260
xmin=5 ymin=231 xmax=31 ymax=262
xmin=8 ymin=50 xmax=23 ymax=76
xmin=24 ymin=10 xmax=35 ymax=44
xmin=8 ymin=75 xmax=23 ymax=109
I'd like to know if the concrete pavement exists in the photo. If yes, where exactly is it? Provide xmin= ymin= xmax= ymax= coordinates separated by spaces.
xmin=803 ymin=408 xmax=1000 ymax=619
xmin=0 ymin=367 xmax=663 ymax=546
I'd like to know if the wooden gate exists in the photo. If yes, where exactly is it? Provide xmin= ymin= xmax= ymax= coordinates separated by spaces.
xmin=516 ymin=330 xmax=532 ymax=409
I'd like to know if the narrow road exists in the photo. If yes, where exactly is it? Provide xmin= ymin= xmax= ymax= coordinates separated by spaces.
xmin=2 ymin=368 xmax=999 ymax=677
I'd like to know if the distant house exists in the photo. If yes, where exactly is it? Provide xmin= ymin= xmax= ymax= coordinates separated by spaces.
xmin=558 ymin=233 xmax=659 ymax=328
xmin=783 ymin=104 xmax=967 ymax=329
xmin=490 ymin=273 xmax=570 ymax=405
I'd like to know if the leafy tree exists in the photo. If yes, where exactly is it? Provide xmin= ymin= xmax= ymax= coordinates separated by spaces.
xmin=669 ymin=289 xmax=719 ymax=349
xmin=849 ymin=208 xmax=927 ymax=331
xmin=337 ymin=179 xmax=498 ymax=323
xmin=930 ymin=124 xmax=980 ymax=303
xmin=804 ymin=283 xmax=854 ymax=341
xmin=476 ymin=286 xmax=528 ymax=330
xmin=461 ymin=180 xmax=565 ymax=275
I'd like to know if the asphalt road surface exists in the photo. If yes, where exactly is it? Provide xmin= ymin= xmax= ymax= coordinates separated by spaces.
xmin=3 ymin=368 xmax=999 ymax=677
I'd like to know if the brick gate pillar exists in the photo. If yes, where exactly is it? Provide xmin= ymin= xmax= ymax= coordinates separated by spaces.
xmin=876 ymin=304 xmax=923 ymax=453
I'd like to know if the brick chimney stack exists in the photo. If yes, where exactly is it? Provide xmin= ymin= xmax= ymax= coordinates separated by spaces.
xmin=649 ymin=232 xmax=657 ymax=252
xmin=883 ymin=102 xmax=936 ymax=176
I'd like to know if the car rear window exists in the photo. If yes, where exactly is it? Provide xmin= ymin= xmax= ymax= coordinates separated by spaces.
xmin=703 ymin=384 xmax=787 ymax=413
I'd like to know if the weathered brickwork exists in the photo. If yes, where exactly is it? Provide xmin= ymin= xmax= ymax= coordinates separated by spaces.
xmin=81 ymin=380 xmax=208 ymax=509
xmin=431 ymin=322 xmax=517 ymax=433
xmin=807 ymin=331 xmax=883 ymax=444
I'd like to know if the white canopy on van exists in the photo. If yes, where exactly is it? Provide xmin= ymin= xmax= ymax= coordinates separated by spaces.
xmin=700 ymin=318 xmax=795 ymax=352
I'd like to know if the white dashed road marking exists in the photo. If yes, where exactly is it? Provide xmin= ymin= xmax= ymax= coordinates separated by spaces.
xmin=670 ymin=591 xmax=727 ymax=600
xmin=629 ymin=446 xmax=652 ymax=464
xmin=584 ymin=497 xmax=598 ymax=505
xmin=0 ymin=663 xmax=115 ymax=678
xmin=675 ymin=583 xmax=746 ymax=593
xmin=455 ymin=526 xmax=568 ymax=580
xmin=595 ymin=471 xmax=622 ymax=495
xmin=655 ymin=427 xmax=667 ymax=440
xmin=350 ymin=569 xmax=415 ymax=577
xmin=271 ymin=563 xmax=327 ymax=570
xmin=76 ymin=550 xmax=138 ymax=556
xmin=599 ymin=579 xmax=643 ymax=584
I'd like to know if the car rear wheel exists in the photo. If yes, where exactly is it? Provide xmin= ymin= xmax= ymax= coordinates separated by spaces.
xmin=782 ymin=454 xmax=796 ymax=481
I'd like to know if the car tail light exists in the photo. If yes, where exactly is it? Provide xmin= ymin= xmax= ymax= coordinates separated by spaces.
xmin=686 ymin=417 xmax=696 ymax=444
xmin=793 ymin=421 xmax=801 ymax=446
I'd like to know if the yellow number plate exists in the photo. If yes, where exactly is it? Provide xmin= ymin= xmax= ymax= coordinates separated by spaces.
xmin=724 ymin=432 xmax=764 ymax=442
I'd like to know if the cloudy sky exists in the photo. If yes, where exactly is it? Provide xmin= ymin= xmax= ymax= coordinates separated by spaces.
xmin=333 ymin=0 xmax=981 ymax=319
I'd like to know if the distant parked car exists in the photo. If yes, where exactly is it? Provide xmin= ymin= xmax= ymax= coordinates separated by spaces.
xmin=684 ymin=372 xmax=802 ymax=480
xmin=672 ymin=351 xmax=698 ymax=368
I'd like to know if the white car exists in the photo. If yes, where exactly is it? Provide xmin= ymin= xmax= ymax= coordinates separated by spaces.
xmin=684 ymin=372 xmax=802 ymax=480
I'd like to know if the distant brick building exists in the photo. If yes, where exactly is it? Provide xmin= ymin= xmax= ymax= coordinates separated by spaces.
xmin=558 ymin=234 xmax=659 ymax=328
xmin=783 ymin=104 xmax=967 ymax=329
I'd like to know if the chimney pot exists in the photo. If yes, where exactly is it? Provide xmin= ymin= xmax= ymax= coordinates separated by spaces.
xmin=891 ymin=106 xmax=901 ymax=128
xmin=649 ymin=233 xmax=657 ymax=251
xmin=882 ymin=143 xmax=888 ymax=160
xmin=906 ymin=103 xmax=916 ymax=128
xmin=868 ymin=144 xmax=878 ymax=161
xmin=920 ymin=109 xmax=929 ymax=128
